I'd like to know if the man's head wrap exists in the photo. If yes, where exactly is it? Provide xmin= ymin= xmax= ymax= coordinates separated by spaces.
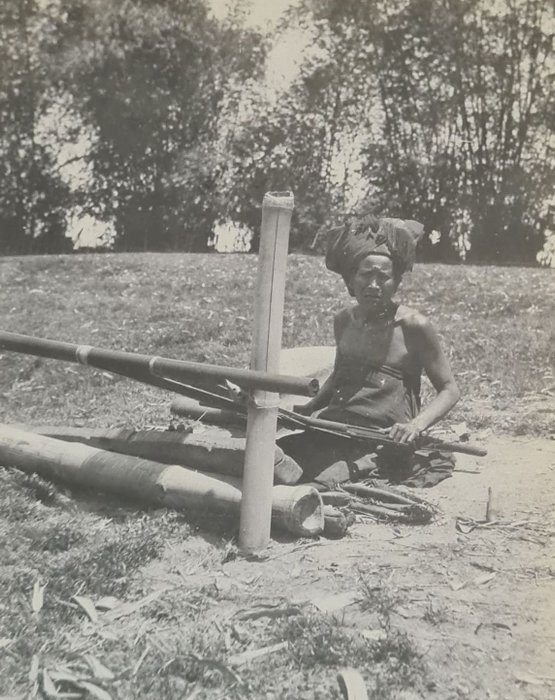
xmin=325 ymin=215 xmax=425 ymax=289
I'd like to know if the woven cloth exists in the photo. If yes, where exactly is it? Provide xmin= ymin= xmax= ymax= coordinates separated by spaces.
xmin=325 ymin=216 xmax=424 ymax=285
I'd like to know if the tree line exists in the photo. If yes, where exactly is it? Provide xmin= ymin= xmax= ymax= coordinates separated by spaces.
xmin=0 ymin=0 xmax=552 ymax=263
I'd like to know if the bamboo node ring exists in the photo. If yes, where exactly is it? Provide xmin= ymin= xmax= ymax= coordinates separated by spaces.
xmin=75 ymin=345 xmax=94 ymax=365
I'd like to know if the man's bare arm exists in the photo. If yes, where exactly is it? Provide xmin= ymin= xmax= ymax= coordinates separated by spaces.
xmin=390 ymin=316 xmax=460 ymax=443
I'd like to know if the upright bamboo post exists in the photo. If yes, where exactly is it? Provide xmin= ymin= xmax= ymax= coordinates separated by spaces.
xmin=239 ymin=191 xmax=294 ymax=553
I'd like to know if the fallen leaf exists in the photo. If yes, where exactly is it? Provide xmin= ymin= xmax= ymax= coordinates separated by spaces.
xmin=42 ymin=669 xmax=57 ymax=697
xmin=47 ymin=666 xmax=80 ymax=684
xmin=102 ymin=588 xmax=171 ymax=622
xmin=228 ymin=642 xmax=287 ymax=667
xmin=95 ymin=596 xmax=121 ymax=612
xmin=73 ymin=596 xmax=99 ymax=623
xmin=32 ymin=580 xmax=46 ymax=613
xmin=29 ymin=654 xmax=40 ymax=683
xmin=131 ymin=647 xmax=149 ymax=677
xmin=449 ymin=579 xmax=467 ymax=591
xmin=188 ymin=654 xmax=245 ymax=689
xmin=0 ymin=638 xmax=13 ymax=650
xmin=77 ymin=681 xmax=112 ymax=700
xmin=84 ymin=655 xmax=115 ymax=681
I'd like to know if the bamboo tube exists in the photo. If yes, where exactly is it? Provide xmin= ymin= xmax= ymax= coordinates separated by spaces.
xmin=170 ymin=397 xmax=247 ymax=427
xmin=239 ymin=192 xmax=294 ymax=554
xmin=15 ymin=423 xmax=303 ymax=485
xmin=0 ymin=425 xmax=323 ymax=537
xmin=0 ymin=331 xmax=318 ymax=397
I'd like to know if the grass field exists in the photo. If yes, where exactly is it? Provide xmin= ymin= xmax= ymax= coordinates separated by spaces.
xmin=1 ymin=253 xmax=553 ymax=434
xmin=0 ymin=253 xmax=554 ymax=699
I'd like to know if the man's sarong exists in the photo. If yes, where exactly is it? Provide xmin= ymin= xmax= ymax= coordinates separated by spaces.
xmin=277 ymin=430 xmax=455 ymax=489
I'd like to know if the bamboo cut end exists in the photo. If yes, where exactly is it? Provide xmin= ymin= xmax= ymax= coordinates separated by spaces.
xmin=271 ymin=484 xmax=324 ymax=536
xmin=262 ymin=191 xmax=295 ymax=211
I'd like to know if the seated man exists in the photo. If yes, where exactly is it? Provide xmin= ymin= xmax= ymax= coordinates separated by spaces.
xmin=279 ymin=213 xmax=460 ymax=489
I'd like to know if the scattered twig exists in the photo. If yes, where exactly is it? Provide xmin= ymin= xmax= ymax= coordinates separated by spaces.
xmin=264 ymin=541 xmax=323 ymax=561
xmin=474 ymin=621 xmax=512 ymax=635
xmin=485 ymin=486 xmax=494 ymax=522
xmin=131 ymin=646 xmax=150 ymax=678
xmin=234 ymin=603 xmax=303 ymax=621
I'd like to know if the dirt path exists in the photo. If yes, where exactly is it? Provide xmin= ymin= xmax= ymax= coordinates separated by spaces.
xmin=142 ymin=436 xmax=555 ymax=698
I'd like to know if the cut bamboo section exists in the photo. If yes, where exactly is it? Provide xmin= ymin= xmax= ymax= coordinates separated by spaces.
xmin=240 ymin=191 xmax=294 ymax=554
xmin=14 ymin=424 xmax=302 ymax=485
xmin=0 ymin=331 xmax=318 ymax=397
xmin=0 ymin=425 xmax=322 ymax=537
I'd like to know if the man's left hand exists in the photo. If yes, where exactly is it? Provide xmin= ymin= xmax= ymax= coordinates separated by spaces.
xmin=389 ymin=420 xmax=423 ymax=444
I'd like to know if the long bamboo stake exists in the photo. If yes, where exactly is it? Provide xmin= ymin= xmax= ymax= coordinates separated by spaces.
xmin=0 ymin=331 xmax=318 ymax=397
xmin=239 ymin=192 xmax=294 ymax=553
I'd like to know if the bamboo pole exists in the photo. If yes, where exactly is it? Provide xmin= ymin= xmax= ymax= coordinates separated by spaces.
xmin=0 ymin=331 xmax=318 ymax=397
xmin=0 ymin=425 xmax=323 ymax=537
xmin=239 ymin=191 xmax=294 ymax=553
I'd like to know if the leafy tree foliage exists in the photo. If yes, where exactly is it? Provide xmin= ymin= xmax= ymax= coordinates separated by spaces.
xmin=284 ymin=0 xmax=553 ymax=262
xmin=0 ymin=0 xmax=71 ymax=254
xmin=53 ymin=0 xmax=266 ymax=251
xmin=0 ymin=0 xmax=551 ymax=261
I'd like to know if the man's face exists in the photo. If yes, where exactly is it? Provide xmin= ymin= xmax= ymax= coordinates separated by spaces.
xmin=351 ymin=254 xmax=399 ymax=312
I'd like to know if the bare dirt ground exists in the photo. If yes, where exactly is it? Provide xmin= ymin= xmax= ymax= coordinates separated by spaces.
xmin=136 ymin=435 xmax=555 ymax=699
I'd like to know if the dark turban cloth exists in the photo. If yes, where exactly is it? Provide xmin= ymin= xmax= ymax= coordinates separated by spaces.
xmin=325 ymin=216 xmax=425 ymax=288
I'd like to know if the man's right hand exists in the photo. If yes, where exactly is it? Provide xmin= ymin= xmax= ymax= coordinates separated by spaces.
xmin=292 ymin=402 xmax=314 ymax=416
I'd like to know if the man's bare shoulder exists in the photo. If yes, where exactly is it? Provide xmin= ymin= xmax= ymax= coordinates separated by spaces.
xmin=333 ymin=306 xmax=353 ymax=337
xmin=396 ymin=305 xmax=433 ymax=333
xmin=334 ymin=306 xmax=353 ymax=325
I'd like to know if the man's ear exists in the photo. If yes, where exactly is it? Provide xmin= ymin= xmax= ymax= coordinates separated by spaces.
xmin=343 ymin=272 xmax=356 ymax=297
